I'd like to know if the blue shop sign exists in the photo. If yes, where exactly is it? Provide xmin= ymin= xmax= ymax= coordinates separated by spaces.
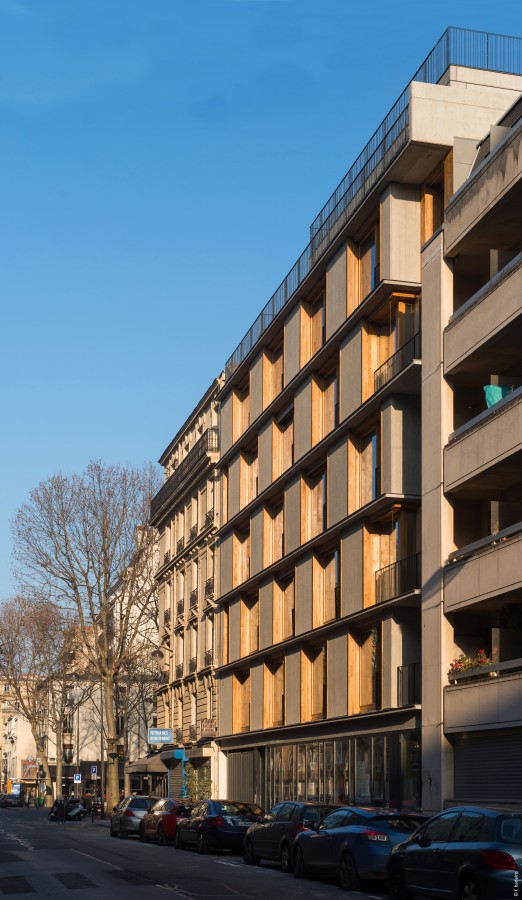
xmin=148 ymin=727 xmax=174 ymax=744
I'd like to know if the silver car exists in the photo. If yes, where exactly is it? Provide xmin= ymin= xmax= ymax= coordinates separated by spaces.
xmin=110 ymin=795 xmax=158 ymax=838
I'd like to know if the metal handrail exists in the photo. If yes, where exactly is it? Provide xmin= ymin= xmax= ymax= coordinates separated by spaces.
xmin=177 ymin=599 xmax=184 ymax=616
xmin=224 ymin=30 xmax=522 ymax=381
xmin=375 ymin=552 xmax=421 ymax=603
xmin=163 ymin=608 xmax=171 ymax=628
xmin=374 ymin=332 xmax=420 ymax=392
xmin=204 ymin=650 xmax=213 ymax=666
xmin=189 ymin=524 xmax=198 ymax=542
xmin=189 ymin=657 xmax=197 ymax=673
xmin=205 ymin=508 xmax=214 ymax=528
xmin=175 ymin=664 xmax=183 ymax=679
xmin=150 ymin=428 xmax=219 ymax=520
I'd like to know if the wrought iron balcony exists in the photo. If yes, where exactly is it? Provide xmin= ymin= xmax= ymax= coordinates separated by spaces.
xmin=163 ymin=549 xmax=170 ymax=566
xmin=175 ymin=728 xmax=183 ymax=744
xmin=374 ymin=332 xmax=420 ymax=392
xmin=189 ymin=590 xmax=198 ymax=610
xmin=189 ymin=524 xmax=198 ymax=542
xmin=188 ymin=725 xmax=197 ymax=742
xmin=204 ymin=508 xmax=214 ymax=528
xmin=204 ymin=576 xmax=214 ymax=598
xmin=176 ymin=537 xmax=185 ymax=554
xmin=189 ymin=656 xmax=197 ymax=673
xmin=150 ymin=428 xmax=220 ymax=521
xmin=204 ymin=650 xmax=213 ymax=667
xmin=397 ymin=661 xmax=421 ymax=706
xmin=175 ymin=664 xmax=183 ymax=679
xmin=177 ymin=599 xmax=185 ymax=617
xmin=375 ymin=552 xmax=421 ymax=603
xmin=163 ymin=608 xmax=171 ymax=629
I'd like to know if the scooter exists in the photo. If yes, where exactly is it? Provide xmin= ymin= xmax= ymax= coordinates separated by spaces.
xmin=48 ymin=798 xmax=86 ymax=821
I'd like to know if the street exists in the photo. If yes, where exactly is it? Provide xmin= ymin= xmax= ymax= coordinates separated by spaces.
xmin=0 ymin=807 xmax=387 ymax=899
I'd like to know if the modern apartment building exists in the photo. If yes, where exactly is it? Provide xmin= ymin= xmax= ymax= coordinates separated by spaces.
xmin=212 ymin=28 xmax=522 ymax=813
xmin=150 ymin=379 xmax=223 ymax=797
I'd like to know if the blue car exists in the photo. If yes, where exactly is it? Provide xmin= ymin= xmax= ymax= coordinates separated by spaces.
xmin=293 ymin=806 xmax=427 ymax=891
xmin=387 ymin=806 xmax=522 ymax=900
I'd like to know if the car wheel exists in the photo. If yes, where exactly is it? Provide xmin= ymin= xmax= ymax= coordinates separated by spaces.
xmin=157 ymin=826 xmax=167 ymax=847
xmin=243 ymin=838 xmax=260 ymax=866
xmin=118 ymin=823 xmax=127 ymax=839
xmin=175 ymin=829 xmax=185 ymax=850
xmin=280 ymin=842 xmax=292 ymax=873
xmin=459 ymin=874 xmax=483 ymax=900
xmin=387 ymin=862 xmax=413 ymax=900
xmin=197 ymin=831 xmax=208 ymax=855
xmin=339 ymin=851 xmax=361 ymax=892
xmin=293 ymin=846 xmax=307 ymax=879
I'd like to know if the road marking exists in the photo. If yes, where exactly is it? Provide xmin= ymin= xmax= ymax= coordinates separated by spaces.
xmin=69 ymin=849 xmax=122 ymax=869
xmin=214 ymin=861 xmax=242 ymax=868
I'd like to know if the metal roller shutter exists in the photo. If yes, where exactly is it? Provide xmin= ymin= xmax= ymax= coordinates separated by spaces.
xmin=454 ymin=729 xmax=522 ymax=802
xmin=227 ymin=751 xmax=254 ymax=801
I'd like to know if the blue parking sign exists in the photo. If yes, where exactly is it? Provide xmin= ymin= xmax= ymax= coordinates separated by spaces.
xmin=91 ymin=766 xmax=97 ymax=776
xmin=74 ymin=773 xmax=81 ymax=784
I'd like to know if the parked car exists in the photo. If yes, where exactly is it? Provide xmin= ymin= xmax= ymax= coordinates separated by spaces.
xmin=110 ymin=795 xmax=158 ymax=838
xmin=140 ymin=799 xmax=193 ymax=845
xmin=1 ymin=793 xmax=24 ymax=808
xmin=244 ymin=801 xmax=339 ymax=872
xmin=175 ymin=800 xmax=261 ymax=853
xmin=387 ymin=806 xmax=522 ymax=900
xmin=293 ymin=806 xmax=427 ymax=891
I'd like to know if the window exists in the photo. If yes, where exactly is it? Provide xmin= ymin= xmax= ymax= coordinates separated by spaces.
xmin=274 ymin=407 xmax=294 ymax=480
xmin=265 ymin=659 xmax=285 ymax=728
xmin=359 ymin=627 xmax=381 ymax=712
xmin=359 ymin=227 xmax=379 ymax=299
xmin=310 ymin=295 xmax=326 ymax=357
xmin=313 ymin=549 xmax=340 ymax=627
xmin=452 ymin=813 xmax=485 ymax=843
xmin=267 ymin=343 xmax=284 ymax=405
xmin=266 ymin=502 xmax=284 ymax=566
xmin=421 ymin=811 xmax=460 ymax=843
xmin=320 ymin=809 xmax=350 ymax=830
xmin=276 ymin=803 xmax=295 ymax=822
xmin=273 ymin=575 xmax=295 ymax=643
xmin=221 ymin=604 xmax=229 ymax=665
xmin=360 ymin=430 xmax=379 ymax=505
xmin=302 ymin=646 xmax=326 ymax=722
xmin=234 ymin=670 xmax=251 ymax=733
xmin=302 ymin=469 xmax=326 ymax=542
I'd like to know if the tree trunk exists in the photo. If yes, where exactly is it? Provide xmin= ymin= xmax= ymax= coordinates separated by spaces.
xmin=54 ymin=724 xmax=63 ymax=801
xmin=103 ymin=675 xmax=120 ymax=810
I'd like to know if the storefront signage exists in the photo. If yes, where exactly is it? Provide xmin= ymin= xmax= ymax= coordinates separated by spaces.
xmin=198 ymin=718 xmax=217 ymax=740
xmin=148 ymin=727 xmax=173 ymax=744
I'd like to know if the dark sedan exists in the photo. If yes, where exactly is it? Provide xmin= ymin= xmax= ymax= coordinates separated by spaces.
xmin=387 ymin=806 xmax=522 ymax=900
xmin=1 ymin=793 xmax=24 ymax=808
xmin=175 ymin=800 xmax=262 ymax=854
xmin=244 ymin=801 xmax=339 ymax=872
xmin=293 ymin=806 xmax=427 ymax=891
xmin=110 ymin=795 xmax=158 ymax=838
xmin=140 ymin=799 xmax=193 ymax=845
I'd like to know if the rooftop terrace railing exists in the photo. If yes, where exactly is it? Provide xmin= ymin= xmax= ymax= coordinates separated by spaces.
xmin=224 ymin=28 xmax=522 ymax=382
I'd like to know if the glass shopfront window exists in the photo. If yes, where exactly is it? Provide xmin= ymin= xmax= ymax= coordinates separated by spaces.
xmin=355 ymin=736 xmax=372 ymax=804
xmin=306 ymin=743 xmax=320 ymax=801
xmin=282 ymin=745 xmax=294 ymax=799
xmin=335 ymin=739 xmax=350 ymax=804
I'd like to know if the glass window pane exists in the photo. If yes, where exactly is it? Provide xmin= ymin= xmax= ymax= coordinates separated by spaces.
xmin=373 ymin=735 xmax=386 ymax=806
xmin=297 ymin=744 xmax=306 ymax=801
xmin=282 ymin=745 xmax=294 ymax=800
xmin=306 ymin=743 xmax=319 ymax=802
xmin=335 ymin=739 xmax=350 ymax=804
xmin=324 ymin=742 xmax=334 ymax=804
xmin=355 ymin=737 xmax=371 ymax=804
xmin=423 ymin=811 xmax=460 ymax=843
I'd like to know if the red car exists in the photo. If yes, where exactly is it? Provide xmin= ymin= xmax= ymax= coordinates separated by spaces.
xmin=139 ymin=799 xmax=193 ymax=845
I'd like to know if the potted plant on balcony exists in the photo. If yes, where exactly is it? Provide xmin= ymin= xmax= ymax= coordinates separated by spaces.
xmin=448 ymin=649 xmax=493 ymax=683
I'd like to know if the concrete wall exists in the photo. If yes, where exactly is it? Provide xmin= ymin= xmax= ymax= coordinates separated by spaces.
xmin=327 ymin=437 xmax=348 ymax=526
xmin=258 ymin=419 xmax=274 ymax=494
xmin=380 ymin=183 xmax=421 ymax=284
xmin=340 ymin=326 xmax=363 ymax=420
xmin=294 ymin=376 xmax=313 ymax=461
xmin=326 ymin=243 xmax=348 ymax=339
xmin=381 ymin=396 xmax=422 ymax=495
xmin=327 ymin=632 xmax=348 ymax=717
xmin=295 ymin=553 xmax=313 ymax=636
xmin=444 ymin=533 xmax=522 ymax=613
xmin=284 ymin=476 xmax=301 ymax=555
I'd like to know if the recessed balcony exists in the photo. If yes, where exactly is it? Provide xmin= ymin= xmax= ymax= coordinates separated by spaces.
xmin=375 ymin=553 xmax=421 ymax=603
xmin=374 ymin=332 xmax=420 ymax=393
xmin=444 ymin=659 xmax=522 ymax=732
xmin=445 ymin=522 xmax=522 ymax=613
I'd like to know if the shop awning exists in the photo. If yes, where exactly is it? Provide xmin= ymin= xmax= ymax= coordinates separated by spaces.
xmin=124 ymin=753 xmax=168 ymax=775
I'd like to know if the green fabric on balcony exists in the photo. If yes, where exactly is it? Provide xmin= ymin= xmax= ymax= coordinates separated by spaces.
xmin=483 ymin=384 xmax=512 ymax=408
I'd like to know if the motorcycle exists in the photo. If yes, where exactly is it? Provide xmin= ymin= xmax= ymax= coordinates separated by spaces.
xmin=49 ymin=798 xmax=86 ymax=822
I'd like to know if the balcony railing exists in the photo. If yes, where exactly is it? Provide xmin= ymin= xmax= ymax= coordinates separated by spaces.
xmin=189 ymin=524 xmax=198 ymax=542
xmin=163 ymin=608 xmax=171 ymax=629
xmin=175 ymin=664 xmax=183 ymax=679
xmin=176 ymin=537 xmax=184 ymax=554
xmin=177 ymin=599 xmax=184 ymax=617
xmin=205 ymin=508 xmax=214 ymax=528
xmin=189 ymin=656 xmax=197 ymax=673
xmin=189 ymin=590 xmax=198 ymax=610
xmin=188 ymin=725 xmax=197 ymax=742
xmin=398 ymin=661 xmax=421 ymax=706
xmin=204 ymin=576 xmax=214 ymax=598
xmin=204 ymin=649 xmax=213 ymax=667
xmin=374 ymin=332 xmax=420 ymax=392
xmin=175 ymin=728 xmax=183 ymax=744
xmin=224 ymin=30 xmax=522 ymax=381
xmin=375 ymin=552 xmax=421 ymax=603
xmin=150 ymin=428 xmax=219 ymax=520
xmin=163 ymin=549 xmax=170 ymax=566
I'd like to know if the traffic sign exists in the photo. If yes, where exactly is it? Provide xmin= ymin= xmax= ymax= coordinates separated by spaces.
xmin=91 ymin=766 xmax=97 ymax=776
xmin=73 ymin=773 xmax=82 ymax=784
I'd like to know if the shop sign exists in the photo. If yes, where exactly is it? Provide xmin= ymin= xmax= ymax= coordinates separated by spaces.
xmin=198 ymin=718 xmax=217 ymax=740
xmin=148 ymin=727 xmax=173 ymax=744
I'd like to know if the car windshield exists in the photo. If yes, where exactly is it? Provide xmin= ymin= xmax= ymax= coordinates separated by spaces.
xmin=214 ymin=802 xmax=247 ymax=815
xmin=369 ymin=815 xmax=426 ymax=833
xmin=301 ymin=806 xmax=336 ymax=823
xmin=499 ymin=816 xmax=522 ymax=844
xmin=129 ymin=798 xmax=153 ymax=810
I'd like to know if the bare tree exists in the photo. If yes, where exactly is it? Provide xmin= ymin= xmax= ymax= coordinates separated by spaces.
xmin=12 ymin=461 xmax=160 ymax=810
xmin=0 ymin=596 xmax=82 ymax=803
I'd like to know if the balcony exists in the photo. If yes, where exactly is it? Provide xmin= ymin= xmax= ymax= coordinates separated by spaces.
xmin=163 ymin=549 xmax=170 ymax=566
xmin=189 ymin=590 xmax=198 ymax=610
xmin=175 ymin=664 xmax=183 ymax=680
xmin=204 ymin=649 xmax=213 ymax=667
xmin=188 ymin=725 xmax=197 ymax=742
xmin=175 ymin=728 xmax=183 ymax=744
xmin=205 ymin=508 xmax=214 ymax=528
xmin=444 ymin=387 xmax=522 ymax=497
xmin=189 ymin=657 xmax=197 ymax=674
xmin=204 ymin=576 xmax=214 ymax=598
xmin=445 ymin=522 xmax=522 ymax=613
xmin=177 ymin=599 xmax=184 ymax=617
xmin=444 ymin=658 xmax=522 ymax=732
xmin=445 ymin=253 xmax=522 ymax=376
xmin=189 ymin=524 xmax=198 ymax=543
xmin=374 ymin=332 xmax=420 ymax=392
xmin=163 ymin=608 xmax=171 ymax=629
xmin=176 ymin=537 xmax=185 ymax=555
xmin=375 ymin=553 xmax=421 ymax=603
xmin=397 ymin=662 xmax=421 ymax=706
xmin=150 ymin=428 xmax=219 ymax=522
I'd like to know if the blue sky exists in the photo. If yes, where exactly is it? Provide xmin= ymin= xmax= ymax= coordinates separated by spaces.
xmin=1 ymin=0 xmax=521 ymax=597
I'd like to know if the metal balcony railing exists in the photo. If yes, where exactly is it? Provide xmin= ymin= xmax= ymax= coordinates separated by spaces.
xmin=177 ymin=599 xmax=184 ymax=617
xmin=375 ymin=553 xmax=421 ymax=603
xmin=176 ymin=537 xmax=185 ymax=554
xmin=163 ymin=549 xmax=170 ymax=566
xmin=150 ymin=428 xmax=219 ymax=520
xmin=163 ymin=608 xmax=171 ymax=629
xmin=398 ymin=661 xmax=421 ymax=706
xmin=175 ymin=728 xmax=183 ymax=744
xmin=205 ymin=508 xmax=214 ymax=528
xmin=189 ymin=590 xmax=198 ymax=610
xmin=224 ymin=29 xmax=522 ymax=382
xmin=189 ymin=524 xmax=198 ymax=542
xmin=374 ymin=332 xmax=420 ymax=392
xmin=175 ymin=664 xmax=183 ymax=679
xmin=204 ymin=650 xmax=213 ymax=667
xmin=189 ymin=657 xmax=197 ymax=673
xmin=204 ymin=576 xmax=214 ymax=598
xmin=188 ymin=725 xmax=197 ymax=742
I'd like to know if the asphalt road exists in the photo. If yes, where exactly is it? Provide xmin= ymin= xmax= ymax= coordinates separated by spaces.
xmin=0 ymin=807 xmax=388 ymax=899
